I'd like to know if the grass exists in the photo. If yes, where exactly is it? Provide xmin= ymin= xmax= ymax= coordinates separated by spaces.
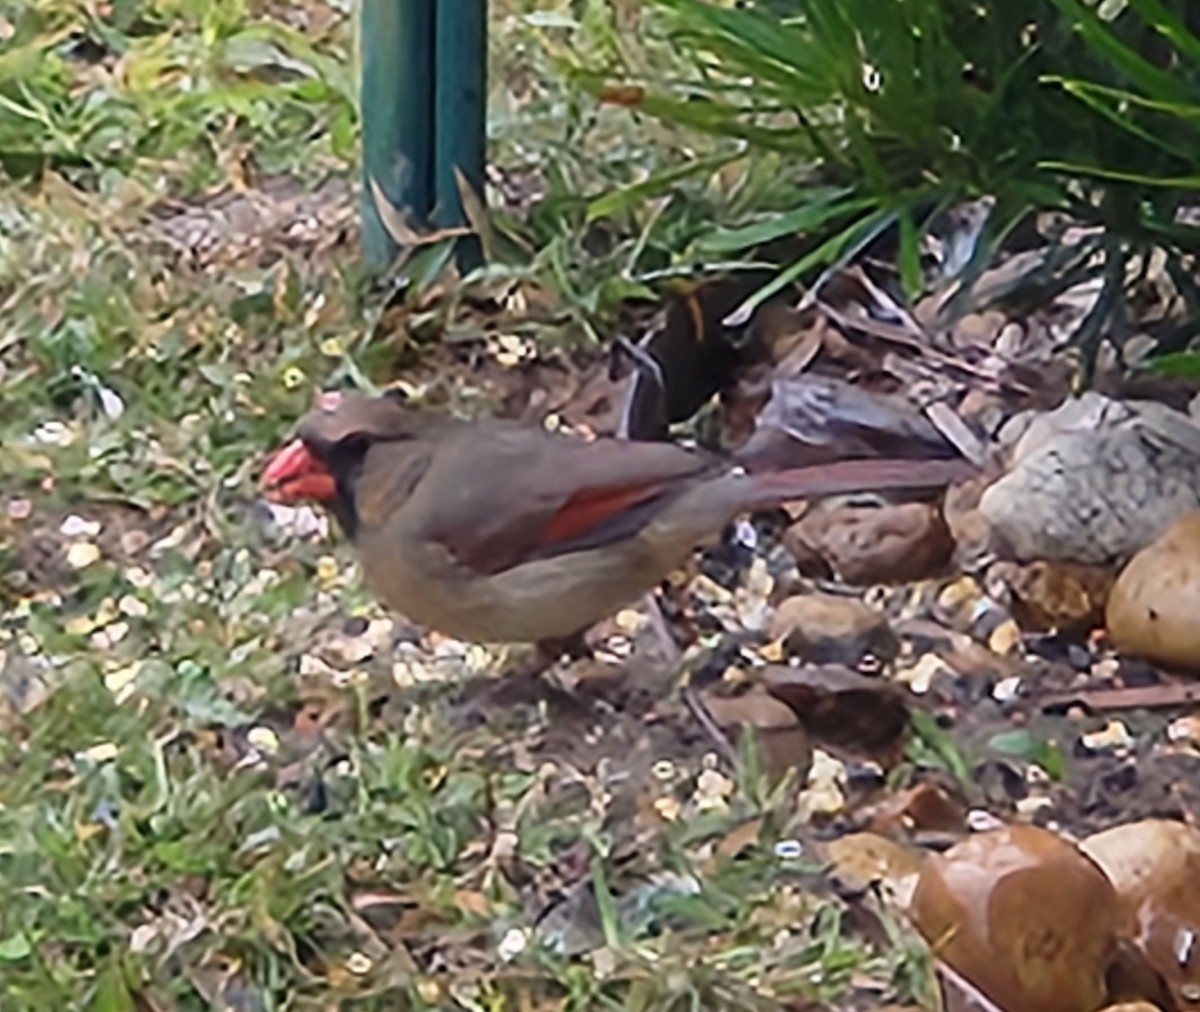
xmin=0 ymin=1 xmax=934 ymax=1008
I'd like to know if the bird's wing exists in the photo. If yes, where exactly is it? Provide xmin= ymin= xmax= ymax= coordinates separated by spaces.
xmin=384 ymin=424 xmax=717 ymax=576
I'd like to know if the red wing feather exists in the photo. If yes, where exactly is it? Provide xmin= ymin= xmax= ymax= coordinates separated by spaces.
xmin=539 ymin=482 xmax=670 ymax=546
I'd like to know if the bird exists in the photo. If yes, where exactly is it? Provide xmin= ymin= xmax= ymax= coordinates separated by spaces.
xmin=261 ymin=389 xmax=972 ymax=664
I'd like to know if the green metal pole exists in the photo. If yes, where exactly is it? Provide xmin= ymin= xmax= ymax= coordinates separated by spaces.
xmin=433 ymin=0 xmax=487 ymax=271
xmin=360 ymin=0 xmax=436 ymax=267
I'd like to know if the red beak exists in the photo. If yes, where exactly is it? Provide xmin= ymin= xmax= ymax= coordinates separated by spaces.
xmin=261 ymin=438 xmax=337 ymax=503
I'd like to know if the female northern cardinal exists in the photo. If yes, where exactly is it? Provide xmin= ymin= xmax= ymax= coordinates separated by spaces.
xmin=261 ymin=390 xmax=970 ymax=653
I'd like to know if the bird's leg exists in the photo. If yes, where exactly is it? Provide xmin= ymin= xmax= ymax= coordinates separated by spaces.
xmin=527 ymin=632 xmax=598 ymax=697
xmin=641 ymin=591 xmax=681 ymax=665
xmin=496 ymin=635 xmax=580 ymax=688
xmin=642 ymin=590 xmax=739 ymax=769
xmin=455 ymin=634 xmax=592 ymax=722
xmin=483 ymin=633 xmax=594 ymax=708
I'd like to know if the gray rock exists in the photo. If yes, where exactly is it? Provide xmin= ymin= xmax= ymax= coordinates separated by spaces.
xmin=981 ymin=394 xmax=1200 ymax=563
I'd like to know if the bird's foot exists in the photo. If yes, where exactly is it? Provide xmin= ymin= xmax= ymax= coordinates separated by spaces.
xmin=448 ymin=636 xmax=594 ymax=728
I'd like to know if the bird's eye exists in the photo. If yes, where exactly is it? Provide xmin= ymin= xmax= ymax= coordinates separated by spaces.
xmin=335 ymin=433 xmax=371 ymax=458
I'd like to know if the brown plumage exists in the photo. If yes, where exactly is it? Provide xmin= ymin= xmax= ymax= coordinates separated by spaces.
xmin=262 ymin=390 xmax=972 ymax=648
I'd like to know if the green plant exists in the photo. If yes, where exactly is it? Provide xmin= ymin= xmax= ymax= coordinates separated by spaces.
xmin=575 ymin=0 xmax=1200 ymax=364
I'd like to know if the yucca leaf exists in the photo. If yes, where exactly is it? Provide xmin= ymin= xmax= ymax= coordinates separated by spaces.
xmin=699 ymin=190 xmax=875 ymax=253
xmin=732 ymin=202 xmax=906 ymax=318
xmin=585 ymin=153 xmax=739 ymax=222
xmin=655 ymin=0 xmax=842 ymax=96
xmin=1039 ymin=159 xmax=1200 ymax=187
xmin=577 ymin=0 xmax=1200 ymax=333
xmin=1123 ymin=0 xmax=1200 ymax=65
xmin=1144 ymin=350 xmax=1200 ymax=377
xmin=897 ymin=208 xmax=924 ymax=299
xmin=1046 ymin=76 xmax=1200 ymax=122
xmin=1044 ymin=76 xmax=1200 ymax=161
xmin=1044 ymin=0 xmax=1198 ymax=104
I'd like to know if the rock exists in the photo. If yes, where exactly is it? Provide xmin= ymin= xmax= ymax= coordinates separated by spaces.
xmin=910 ymin=824 xmax=1122 ymax=1012
xmin=1107 ymin=512 xmax=1200 ymax=671
xmin=784 ymin=502 xmax=954 ymax=585
xmin=956 ymin=388 xmax=1010 ymax=440
xmin=856 ymin=779 xmax=968 ymax=837
xmin=1000 ymin=391 xmax=1200 ymax=462
xmin=989 ymin=559 xmax=1114 ymax=634
xmin=942 ymin=473 xmax=995 ymax=567
xmin=1082 ymin=819 xmax=1200 ymax=1012
xmin=700 ymin=689 xmax=812 ymax=788
xmin=768 ymin=593 xmax=898 ymax=666
xmin=823 ymin=831 xmax=923 ymax=897
xmin=762 ymin=664 xmax=910 ymax=766
xmin=981 ymin=393 xmax=1200 ymax=563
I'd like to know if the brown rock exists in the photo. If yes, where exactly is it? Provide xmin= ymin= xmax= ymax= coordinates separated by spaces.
xmin=700 ymin=688 xmax=813 ymax=789
xmin=701 ymin=690 xmax=799 ymax=731
xmin=1083 ymin=819 xmax=1200 ymax=1011
xmin=857 ymin=779 xmax=968 ymax=838
xmin=989 ymin=559 xmax=1115 ymax=634
xmin=768 ymin=593 xmax=898 ymax=665
xmin=910 ymin=824 xmax=1123 ymax=1012
xmin=762 ymin=664 xmax=910 ymax=766
xmin=1107 ymin=511 xmax=1200 ymax=671
xmin=784 ymin=502 xmax=954 ymax=585
xmin=823 ymin=831 xmax=923 ymax=895
xmin=942 ymin=473 xmax=996 ymax=565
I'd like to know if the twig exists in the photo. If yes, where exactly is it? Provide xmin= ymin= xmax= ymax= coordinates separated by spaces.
xmin=681 ymin=681 xmax=740 ymax=771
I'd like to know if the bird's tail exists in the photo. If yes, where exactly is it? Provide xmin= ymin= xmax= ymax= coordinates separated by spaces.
xmin=737 ymin=457 xmax=975 ymax=512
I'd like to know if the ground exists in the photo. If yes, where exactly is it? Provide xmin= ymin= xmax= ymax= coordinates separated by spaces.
xmin=4 ymin=2 xmax=1198 ymax=1010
